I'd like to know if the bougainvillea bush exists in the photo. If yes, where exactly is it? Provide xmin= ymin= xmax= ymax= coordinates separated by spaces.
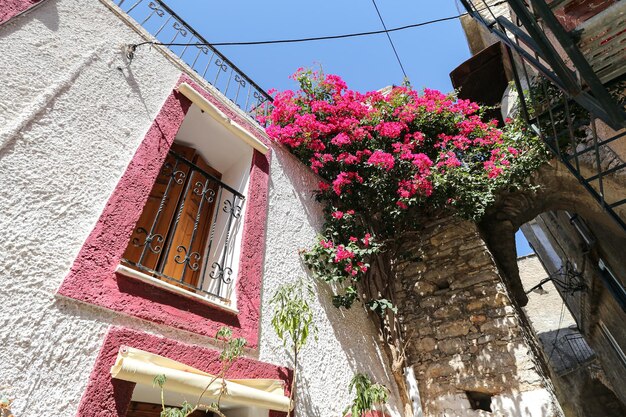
xmin=262 ymin=69 xmax=546 ymax=310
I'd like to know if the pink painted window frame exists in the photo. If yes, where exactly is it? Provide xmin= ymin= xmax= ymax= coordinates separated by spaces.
xmin=58 ymin=74 xmax=271 ymax=347
xmin=77 ymin=326 xmax=290 ymax=416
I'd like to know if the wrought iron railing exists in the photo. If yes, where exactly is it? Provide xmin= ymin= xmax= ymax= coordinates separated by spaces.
xmin=460 ymin=0 xmax=626 ymax=233
xmin=122 ymin=150 xmax=245 ymax=303
xmin=116 ymin=0 xmax=272 ymax=120
xmin=551 ymin=332 xmax=596 ymax=375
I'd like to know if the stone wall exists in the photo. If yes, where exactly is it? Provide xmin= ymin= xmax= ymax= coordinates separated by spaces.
xmin=394 ymin=216 xmax=562 ymax=416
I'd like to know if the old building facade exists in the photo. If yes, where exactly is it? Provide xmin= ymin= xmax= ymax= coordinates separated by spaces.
xmin=0 ymin=1 xmax=403 ymax=416
xmin=1 ymin=0 xmax=624 ymax=416
xmin=454 ymin=0 xmax=626 ymax=415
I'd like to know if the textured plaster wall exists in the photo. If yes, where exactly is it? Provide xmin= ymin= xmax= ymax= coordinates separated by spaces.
xmin=0 ymin=1 xmax=401 ymax=416
xmin=258 ymin=147 xmax=402 ymax=417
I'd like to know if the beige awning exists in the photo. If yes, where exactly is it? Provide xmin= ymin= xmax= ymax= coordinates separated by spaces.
xmin=110 ymin=346 xmax=291 ymax=412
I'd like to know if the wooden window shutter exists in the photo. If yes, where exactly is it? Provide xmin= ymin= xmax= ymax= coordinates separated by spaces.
xmin=123 ymin=143 xmax=197 ymax=272
xmin=160 ymin=153 xmax=222 ymax=288
xmin=123 ymin=143 xmax=222 ymax=291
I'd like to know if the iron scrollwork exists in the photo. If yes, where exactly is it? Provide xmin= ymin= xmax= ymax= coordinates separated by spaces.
xmin=210 ymin=262 xmax=233 ymax=284
xmin=215 ymin=59 xmax=228 ymax=72
xmin=160 ymin=162 xmax=186 ymax=184
xmin=234 ymin=74 xmax=246 ymax=88
xmin=223 ymin=199 xmax=242 ymax=218
xmin=195 ymin=43 xmax=209 ymax=54
xmin=174 ymin=245 xmax=201 ymax=271
xmin=148 ymin=1 xmax=165 ymax=17
xmin=172 ymin=21 xmax=188 ymax=37
xmin=192 ymin=181 xmax=216 ymax=203
xmin=131 ymin=227 xmax=165 ymax=254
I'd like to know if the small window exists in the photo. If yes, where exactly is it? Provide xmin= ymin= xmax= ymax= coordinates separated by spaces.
xmin=121 ymin=141 xmax=245 ymax=306
xmin=466 ymin=391 xmax=493 ymax=412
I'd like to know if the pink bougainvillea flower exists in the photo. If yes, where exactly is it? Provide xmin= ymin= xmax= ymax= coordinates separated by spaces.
xmin=367 ymin=150 xmax=395 ymax=171
xmin=320 ymin=239 xmax=334 ymax=249
xmin=334 ymin=245 xmax=355 ymax=262
xmin=331 ymin=132 xmax=353 ymax=147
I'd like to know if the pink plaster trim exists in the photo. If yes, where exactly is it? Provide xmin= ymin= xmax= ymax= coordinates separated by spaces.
xmin=0 ymin=0 xmax=43 ymax=24
xmin=76 ymin=327 xmax=291 ymax=416
xmin=58 ymin=74 xmax=271 ymax=347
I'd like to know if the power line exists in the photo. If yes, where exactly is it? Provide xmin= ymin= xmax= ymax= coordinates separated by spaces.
xmin=130 ymin=13 xmax=466 ymax=50
xmin=371 ymin=0 xmax=408 ymax=81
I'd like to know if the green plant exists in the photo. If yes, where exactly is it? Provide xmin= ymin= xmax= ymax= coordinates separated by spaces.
xmin=270 ymin=278 xmax=319 ymax=412
xmin=344 ymin=373 xmax=389 ymax=417
xmin=152 ymin=326 xmax=247 ymax=417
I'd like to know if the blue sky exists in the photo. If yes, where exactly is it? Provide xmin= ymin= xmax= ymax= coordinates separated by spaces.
xmin=165 ymin=0 xmax=469 ymax=92
xmin=164 ymin=0 xmax=534 ymax=256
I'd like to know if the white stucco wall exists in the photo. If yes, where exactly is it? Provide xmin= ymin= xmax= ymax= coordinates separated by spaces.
xmin=0 ymin=0 xmax=402 ymax=415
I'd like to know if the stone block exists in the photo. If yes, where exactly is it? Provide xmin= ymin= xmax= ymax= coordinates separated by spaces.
xmin=467 ymin=293 xmax=509 ymax=312
xmin=487 ymin=305 xmax=515 ymax=317
xmin=466 ymin=299 xmax=485 ymax=311
xmin=420 ymin=295 xmax=444 ymax=309
xmin=477 ymin=334 xmax=495 ymax=344
xmin=467 ymin=251 xmax=493 ymax=268
xmin=415 ymin=336 xmax=437 ymax=352
xmin=433 ymin=305 xmax=462 ymax=319
xmin=450 ymin=272 xmax=499 ymax=290
xmin=480 ymin=317 xmax=518 ymax=333
xmin=469 ymin=314 xmax=487 ymax=324
xmin=437 ymin=337 xmax=466 ymax=355
xmin=436 ymin=320 xmax=471 ymax=339
xmin=458 ymin=240 xmax=485 ymax=252
xmin=425 ymin=362 xmax=456 ymax=378
xmin=414 ymin=280 xmax=438 ymax=296
xmin=422 ymin=266 xmax=454 ymax=283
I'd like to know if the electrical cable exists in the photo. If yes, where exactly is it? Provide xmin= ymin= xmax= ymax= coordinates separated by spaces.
xmin=370 ymin=0 xmax=408 ymax=80
xmin=129 ymin=13 xmax=466 ymax=50
xmin=548 ymin=299 xmax=567 ymax=362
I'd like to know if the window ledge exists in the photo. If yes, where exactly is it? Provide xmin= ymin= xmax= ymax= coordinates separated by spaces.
xmin=115 ymin=264 xmax=239 ymax=315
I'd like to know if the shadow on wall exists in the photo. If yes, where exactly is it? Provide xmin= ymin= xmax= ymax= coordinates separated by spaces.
xmin=271 ymin=146 xmax=325 ymax=233
xmin=274 ymin=145 xmax=401 ymax=416
xmin=1 ymin=0 xmax=58 ymax=34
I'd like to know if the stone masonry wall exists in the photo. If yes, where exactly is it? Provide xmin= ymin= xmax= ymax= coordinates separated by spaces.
xmin=394 ymin=216 xmax=562 ymax=416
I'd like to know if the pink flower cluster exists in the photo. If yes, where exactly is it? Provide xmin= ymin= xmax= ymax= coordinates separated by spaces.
xmin=266 ymin=70 xmax=531 ymax=301
xmin=265 ymin=69 xmax=521 ymax=212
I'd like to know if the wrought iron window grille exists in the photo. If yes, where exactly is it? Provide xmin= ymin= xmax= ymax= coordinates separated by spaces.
xmin=122 ymin=146 xmax=245 ymax=304
xmin=116 ymin=0 xmax=272 ymax=122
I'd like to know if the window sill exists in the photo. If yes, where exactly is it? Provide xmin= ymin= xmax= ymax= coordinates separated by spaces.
xmin=115 ymin=264 xmax=239 ymax=315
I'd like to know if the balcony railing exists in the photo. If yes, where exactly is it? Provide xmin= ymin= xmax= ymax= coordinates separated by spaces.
xmin=552 ymin=332 xmax=596 ymax=375
xmin=460 ymin=0 xmax=625 ymax=128
xmin=122 ymin=150 xmax=245 ymax=304
xmin=117 ymin=0 xmax=272 ymax=121
xmin=460 ymin=0 xmax=626 ymax=233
